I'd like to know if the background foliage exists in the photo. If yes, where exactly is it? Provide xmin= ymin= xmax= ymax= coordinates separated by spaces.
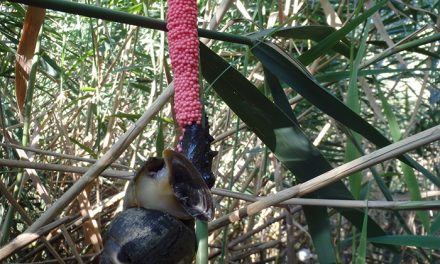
xmin=0 ymin=0 xmax=439 ymax=263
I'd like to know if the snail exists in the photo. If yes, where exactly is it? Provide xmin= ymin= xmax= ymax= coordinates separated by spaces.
xmin=99 ymin=208 xmax=196 ymax=264
xmin=124 ymin=149 xmax=213 ymax=221
xmin=100 ymin=149 xmax=213 ymax=264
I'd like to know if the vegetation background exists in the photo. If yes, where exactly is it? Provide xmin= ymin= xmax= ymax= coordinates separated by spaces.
xmin=0 ymin=0 xmax=439 ymax=263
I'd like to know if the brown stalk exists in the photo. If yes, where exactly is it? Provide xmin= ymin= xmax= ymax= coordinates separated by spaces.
xmin=15 ymin=6 xmax=46 ymax=114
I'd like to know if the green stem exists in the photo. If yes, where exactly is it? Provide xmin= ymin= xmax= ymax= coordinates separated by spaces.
xmin=0 ymin=27 xmax=42 ymax=246
xmin=196 ymin=220 xmax=208 ymax=264
xmin=7 ymin=0 xmax=252 ymax=45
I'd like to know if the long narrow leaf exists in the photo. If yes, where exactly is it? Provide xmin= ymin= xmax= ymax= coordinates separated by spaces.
xmin=251 ymin=41 xmax=440 ymax=188
xmin=263 ymin=68 xmax=336 ymax=261
xmin=199 ymin=43 xmax=394 ymax=259
xmin=315 ymin=68 xmax=435 ymax=83
xmin=297 ymin=0 xmax=387 ymax=66
xmin=354 ymin=207 xmax=369 ymax=264
xmin=345 ymin=19 xmax=371 ymax=199
xmin=376 ymin=84 xmax=430 ymax=231
xmin=249 ymin=25 xmax=352 ymax=58
xmin=368 ymin=235 xmax=440 ymax=249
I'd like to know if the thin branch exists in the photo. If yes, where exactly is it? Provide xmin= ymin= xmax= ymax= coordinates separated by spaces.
xmin=0 ymin=159 xmax=133 ymax=179
xmin=213 ymin=188 xmax=440 ymax=210
xmin=209 ymin=125 xmax=440 ymax=232
xmin=0 ymin=216 xmax=74 ymax=259
xmin=0 ymin=181 xmax=65 ymax=263
xmin=4 ymin=192 xmax=125 ymax=261
xmin=7 ymin=0 xmax=252 ymax=45
xmin=0 ymin=143 xmax=131 ymax=170
xmin=0 ymin=85 xmax=173 ymax=261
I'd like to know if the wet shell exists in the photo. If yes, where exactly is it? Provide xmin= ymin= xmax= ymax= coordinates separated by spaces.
xmin=100 ymin=208 xmax=195 ymax=264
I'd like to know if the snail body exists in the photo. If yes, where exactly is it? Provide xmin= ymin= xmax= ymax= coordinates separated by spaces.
xmin=100 ymin=149 xmax=213 ymax=264
xmin=124 ymin=149 xmax=213 ymax=221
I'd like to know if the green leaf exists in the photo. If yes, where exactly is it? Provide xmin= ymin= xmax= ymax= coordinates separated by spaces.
xmin=297 ymin=0 xmax=388 ymax=66
xmin=250 ymin=25 xmax=352 ymax=58
xmin=250 ymin=41 xmax=440 ymax=188
xmin=200 ymin=43 xmax=394 ymax=262
xmin=69 ymin=137 xmax=98 ymax=159
xmin=263 ymin=67 xmax=296 ymax=121
xmin=368 ymin=235 xmax=440 ymax=249
xmin=40 ymin=53 xmax=62 ymax=80
xmin=130 ymin=82 xmax=151 ymax=93
xmin=401 ymin=164 xmax=430 ymax=230
xmin=155 ymin=118 xmax=164 ymax=157
xmin=365 ymin=32 xmax=440 ymax=66
xmin=345 ymin=19 xmax=371 ymax=199
xmin=263 ymin=67 xmax=336 ymax=261
xmin=367 ymin=40 xmax=440 ymax=59
xmin=315 ymin=68 xmax=435 ymax=83
xmin=431 ymin=214 xmax=440 ymax=234
xmin=109 ymin=112 xmax=142 ymax=121
xmin=80 ymin=86 xmax=96 ymax=92
xmin=376 ymin=84 xmax=430 ymax=231
xmin=354 ymin=207 xmax=369 ymax=264
xmin=63 ymin=94 xmax=93 ymax=110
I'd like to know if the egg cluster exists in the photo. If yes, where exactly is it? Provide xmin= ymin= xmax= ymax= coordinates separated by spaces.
xmin=167 ymin=0 xmax=202 ymax=128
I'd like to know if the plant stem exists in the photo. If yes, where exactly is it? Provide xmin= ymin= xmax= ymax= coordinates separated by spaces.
xmin=7 ymin=0 xmax=253 ymax=45
xmin=196 ymin=220 xmax=208 ymax=264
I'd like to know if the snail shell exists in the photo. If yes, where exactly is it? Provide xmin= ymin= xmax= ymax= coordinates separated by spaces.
xmin=99 ymin=208 xmax=195 ymax=264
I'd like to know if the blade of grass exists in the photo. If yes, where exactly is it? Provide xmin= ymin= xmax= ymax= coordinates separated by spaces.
xmin=69 ymin=137 xmax=98 ymax=159
xmin=362 ymin=33 xmax=440 ymax=67
xmin=367 ymin=40 xmax=440 ymax=59
xmin=315 ymin=68 xmax=435 ymax=83
xmin=368 ymin=235 xmax=440 ymax=249
xmin=354 ymin=205 xmax=369 ymax=264
xmin=345 ymin=17 xmax=371 ymax=199
xmin=375 ymin=82 xmax=430 ymax=231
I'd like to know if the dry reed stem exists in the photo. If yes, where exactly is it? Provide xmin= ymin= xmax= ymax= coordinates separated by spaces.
xmin=209 ymin=125 xmax=440 ymax=232
xmin=3 ymin=192 xmax=125 ymax=261
xmin=230 ymin=240 xmax=282 ymax=261
xmin=213 ymin=188 xmax=440 ymax=210
xmin=0 ymin=216 xmax=74 ymax=259
xmin=0 ymin=180 xmax=65 ymax=263
xmin=0 ymin=142 xmax=130 ymax=169
xmin=0 ymin=159 xmax=134 ymax=179
xmin=0 ymin=85 xmax=173 ymax=261
xmin=2 ymin=135 xmax=79 ymax=263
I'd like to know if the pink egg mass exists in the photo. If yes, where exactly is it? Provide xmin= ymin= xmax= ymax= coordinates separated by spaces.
xmin=167 ymin=0 xmax=202 ymax=128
